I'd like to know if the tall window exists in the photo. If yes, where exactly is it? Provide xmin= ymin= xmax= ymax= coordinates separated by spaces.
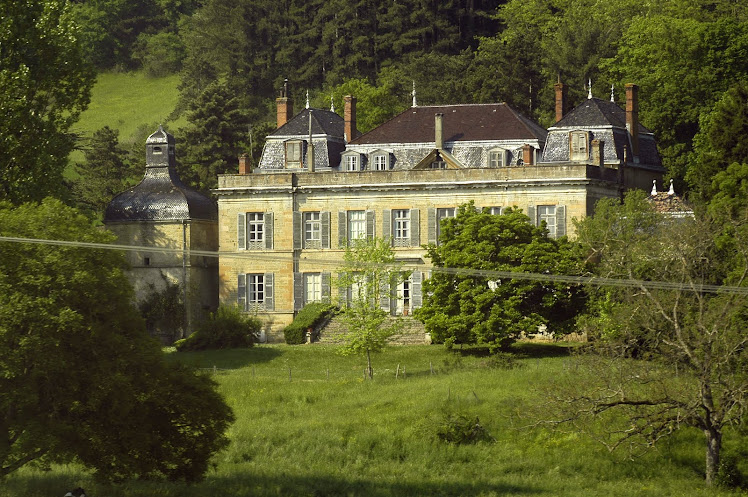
xmin=489 ymin=207 xmax=503 ymax=215
xmin=570 ymin=132 xmax=588 ymax=161
xmin=304 ymin=212 xmax=321 ymax=248
xmin=394 ymin=209 xmax=410 ymax=246
xmin=305 ymin=273 xmax=321 ymax=303
xmin=248 ymin=274 xmax=265 ymax=307
xmin=537 ymin=205 xmax=557 ymax=238
xmin=286 ymin=141 xmax=302 ymax=168
xmin=345 ymin=155 xmax=359 ymax=171
xmin=247 ymin=213 xmax=264 ymax=248
xmin=373 ymin=154 xmax=388 ymax=171
xmin=238 ymin=273 xmax=273 ymax=311
xmin=396 ymin=276 xmax=411 ymax=315
xmin=348 ymin=210 xmax=366 ymax=240
xmin=436 ymin=207 xmax=456 ymax=242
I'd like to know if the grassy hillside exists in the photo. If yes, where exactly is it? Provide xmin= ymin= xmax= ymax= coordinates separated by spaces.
xmin=69 ymin=71 xmax=186 ymax=167
xmin=3 ymin=344 xmax=745 ymax=497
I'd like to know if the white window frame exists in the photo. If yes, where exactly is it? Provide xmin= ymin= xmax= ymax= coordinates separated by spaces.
xmin=345 ymin=154 xmax=359 ymax=171
xmin=488 ymin=148 xmax=507 ymax=168
xmin=393 ymin=209 xmax=410 ymax=246
xmin=537 ymin=205 xmax=557 ymax=238
xmin=570 ymin=131 xmax=588 ymax=161
xmin=286 ymin=140 xmax=302 ymax=168
xmin=436 ymin=207 xmax=456 ymax=242
xmin=246 ymin=212 xmax=264 ymax=248
xmin=304 ymin=212 xmax=321 ymax=248
xmin=373 ymin=154 xmax=388 ymax=171
xmin=305 ymin=273 xmax=322 ymax=304
xmin=247 ymin=274 xmax=265 ymax=308
xmin=395 ymin=275 xmax=412 ymax=315
xmin=489 ymin=207 xmax=503 ymax=215
xmin=348 ymin=210 xmax=366 ymax=241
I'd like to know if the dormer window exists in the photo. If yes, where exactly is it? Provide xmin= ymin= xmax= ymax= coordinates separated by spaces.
xmin=570 ymin=131 xmax=588 ymax=161
xmin=345 ymin=155 xmax=360 ymax=171
xmin=488 ymin=148 xmax=507 ymax=168
xmin=430 ymin=160 xmax=447 ymax=169
xmin=285 ymin=141 xmax=302 ymax=168
xmin=373 ymin=154 xmax=388 ymax=171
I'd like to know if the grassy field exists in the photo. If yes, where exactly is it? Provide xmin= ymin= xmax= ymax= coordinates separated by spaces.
xmin=69 ymin=71 xmax=185 ymax=168
xmin=3 ymin=343 xmax=746 ymax=497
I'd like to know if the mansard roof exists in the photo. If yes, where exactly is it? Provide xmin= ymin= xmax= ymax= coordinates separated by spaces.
xmin=350 ymin=103 xmax=547 ymax=145
xmin=552 ymin=97 xmax=651 ymax=134
xmin=270 ymin=108 xmax=345 ymax=138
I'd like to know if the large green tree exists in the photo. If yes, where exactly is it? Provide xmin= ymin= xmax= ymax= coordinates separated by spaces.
xmin=0 ymin=0 xmax=95 ymax=204
xmin=564 ymin=191 xmax=748 ymax=486
xmin=415 ymin=203 xmax=585 ymax=351
xmin=0 ymin=198 xmax=233 ymax=481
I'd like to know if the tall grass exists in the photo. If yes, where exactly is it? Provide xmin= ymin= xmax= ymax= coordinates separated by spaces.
xmin=3 ymin=344 xmax=745 ymax=496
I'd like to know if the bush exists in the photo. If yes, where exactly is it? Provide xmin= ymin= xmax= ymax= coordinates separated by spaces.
xmin=284 ymin=302 xmax=337 ymax=344
xmin=435 ymin=413 xmax=495 ymax=445
xmin=175 ymin=305 xmax=260 ymax=351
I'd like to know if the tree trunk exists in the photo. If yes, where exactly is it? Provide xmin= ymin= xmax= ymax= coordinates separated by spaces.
xmin=366 ymin=348 xmax=373 ymax=379
xmin=704 ymin=426 xmax=722 ymax=486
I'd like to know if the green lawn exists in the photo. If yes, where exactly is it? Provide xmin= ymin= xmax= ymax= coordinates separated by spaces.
xmin=3 ymin=344 xmax=746 ymax=496
xmin=69 ymin=71 xmax=186 ymax=168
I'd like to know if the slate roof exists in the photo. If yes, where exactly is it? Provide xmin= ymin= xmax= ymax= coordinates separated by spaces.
xmin=553 ymin=97 xmax=651 ymax=133
xmin=105 ymin=127 xmax=217 ymax=222
xmin=350 ymin=104 xmax=547 ymax=145
xmin=271 ymin=108 xmax=345 ymax=137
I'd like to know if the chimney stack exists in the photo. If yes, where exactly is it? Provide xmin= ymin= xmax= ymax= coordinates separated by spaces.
xmin=522 ymin=144 xmax=534 ymax=165
xmin=554 ymin=81 xmax=567 ymax=123
xmin=276 ymin=79 xmax=293 ymax=129
xmin=344 ymin=95 xmax=357 ymax=142
xmin=238 ymin=154 xmax=250 ymax=174
xmin=625 ymin=83 xmax=639 ymax=161
xmin=435 ymin=113 xmax=444 ymax=150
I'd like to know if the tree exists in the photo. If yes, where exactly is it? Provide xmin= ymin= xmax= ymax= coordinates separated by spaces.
xmin=560 ymin=190 xmax=748 ymax=486
xmin=0 ymin=0 xmax=95 ymax=204
xmin=70 ymin=126 xmax=140 ymax=219
xmin=415 ymin=203 xmax=585 ymax=351
xmin=0 ymin=198 xmax=233 ymax=481
xmin=337 ymin=237 xmax=405 ymax=379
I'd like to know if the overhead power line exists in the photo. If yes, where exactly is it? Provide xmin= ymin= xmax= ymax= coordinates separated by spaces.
xmin=2 ymin=235 xmax=748 ymax=295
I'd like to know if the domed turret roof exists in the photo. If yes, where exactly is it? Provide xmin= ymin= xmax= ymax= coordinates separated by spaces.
xmin=104 ymin=126 xmax=217 ymax=222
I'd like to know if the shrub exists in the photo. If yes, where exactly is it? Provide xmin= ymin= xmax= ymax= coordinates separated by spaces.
xmin=283 ymin=302 xmax=337 ymax=344
xmin=138 ymin=279 xmax=185 ymax=343
xmin=715 ymin=453 xmax=743 ymax=489
xmin=175 ymin=305 xmax=260 ymax=351
xmin=435 ymin=413 xmax=495 ymax=445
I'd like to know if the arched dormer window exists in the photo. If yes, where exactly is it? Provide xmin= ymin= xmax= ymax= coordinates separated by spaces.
xmin=368 ymin=149 xmax=391 ymax=171
xmin=341 ymin=151 xmax=362 ymax=171
xmin=488 ymin=148 xmax=508 ymax=168
xmin=569 ymin=131 xmax=589 ymax=161
xmin=285 ymin=140 xmax=303 ymax=168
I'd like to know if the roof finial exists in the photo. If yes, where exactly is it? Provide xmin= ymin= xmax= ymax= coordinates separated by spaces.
xmin=668 ymin=179 xmax=675 ymax=196
xmin=412 ymin=81 xmax=417 ymax=107
xmin=330 ymin=95 xmax=335 ymax=113
xmin=610 ymin=84 xmax=615 ymax=102
xmin=305 ymin=90 xmax=310 ymax=109
xmin=651 ymin=179 xmax=657 ymax=196
xmin=588 ymin=78 xmax=593 ymax=99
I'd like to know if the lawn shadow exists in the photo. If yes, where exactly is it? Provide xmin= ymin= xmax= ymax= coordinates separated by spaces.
xmin=166 ymin=345 xmax=283 ymax=370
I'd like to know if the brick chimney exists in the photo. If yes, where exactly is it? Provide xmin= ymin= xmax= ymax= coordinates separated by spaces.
xmin=522 ymin=144 xmax=534 ymax=165
xmin=344 ymin=95 xmax=357 ymax=142
xmin=435 ymin=113 xmax=444 ymax=149
xmin=625 ymin=83 xmax=639 ymax=161
xmin=276 ymin=79 xmax=293 ymax=129
xmin=238 ymin=153 xmax=250 ymax=174
xmin=554 ymin=82 xmax=567 ymax=123
xmin=591 ymin=139 xmax=604 ymax=167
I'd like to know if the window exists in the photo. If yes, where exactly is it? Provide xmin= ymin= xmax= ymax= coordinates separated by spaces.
xmin=305 ymin=273 xmax=321 ymax=303
xmin=286 ymin=141 xmax=302 ymax=168
xmin=238 ymin=212 xmax=273 ymax=250
xmin=348 ymin=210 xmax=366 ymax=241
xmin=237 ymin=273 xmax=274 ymax=310
xmin=488 ymin=149 xmax=506 ymax=168
xmin=373 ymin=154 xmax=388 ymax=171
xmin=395 ymin=276 xmax=411 ymax=315
xmin=304 ymin=212 xmax=321 ymax=248
xmin=345 ymin=155 xmax=359 ymax=171
xmin=436 ymin=207 xmax=456 ymax=242
xmin=528 ymin=205 xmax=566 ymax=238
xmin=489 ymin=207 xmax=503 ymax=215
xmin=394 ymin=209 xmax=410 ymax=246
xmin=570 ymin=132 xmax=588 ymax=161
xmin=430 ymin=160 xmax=447 ymax=169
xmin=294 ymin=272 xmax=330 ymax=309
xmin=537 ymin=205 xmax=556 ymax=237
xmin=143 ymin=256 xmax=151 ymax=266
xmin=428 ymin=207 xmax=456 ymax=244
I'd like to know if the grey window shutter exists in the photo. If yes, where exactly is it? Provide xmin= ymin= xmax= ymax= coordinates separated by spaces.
xmin=337 ymin=274 xmax=348 ymax=306
xmin=237 ymin=274 xmax=246 ymax=310
xmin=321 ymin=272 xmax=331 ymax=302
xmin=321 ymin=212 xmax=330 ymax=249
xmin=380 ymin=279 xmax=391 ymax=313
xmin=293 ymin=272 xmax=303 ymax=310
xmin=237 ymin=213 xmax=246 ymax=250
xmin=293 ymin=212 xmax=302 ymax=249
xmin=427 ymin=207 xmax=437 ymax=244
xmin=412 ymin=271 xmax=422 ymax=309
xmin=265 ymin=212 xmax=274 ymax=249
xmin=264 ymin=273 xmax=274 ymax=310
xmin=526 ymin=206 xmax=536 ymax=226
xmin=410 ymin=208 xmax=420 ymax=247
xmin=338 ymin=211 xmax=347 ymax=247
xmin=366 ymin=210 xmax=375 ymax=239
xmin=555 ymin=205 xmax=566 ymax=238
xmin=382 ymin=209 xmax=391 ymax=244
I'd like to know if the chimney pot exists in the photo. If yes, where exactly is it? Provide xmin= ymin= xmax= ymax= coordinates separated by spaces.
xmin=276 ymin=80 xmax=293 ymax=129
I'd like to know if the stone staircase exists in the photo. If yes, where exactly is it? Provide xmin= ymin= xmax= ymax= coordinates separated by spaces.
xmin=315 ymin=314 xmax=430 ymax=345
